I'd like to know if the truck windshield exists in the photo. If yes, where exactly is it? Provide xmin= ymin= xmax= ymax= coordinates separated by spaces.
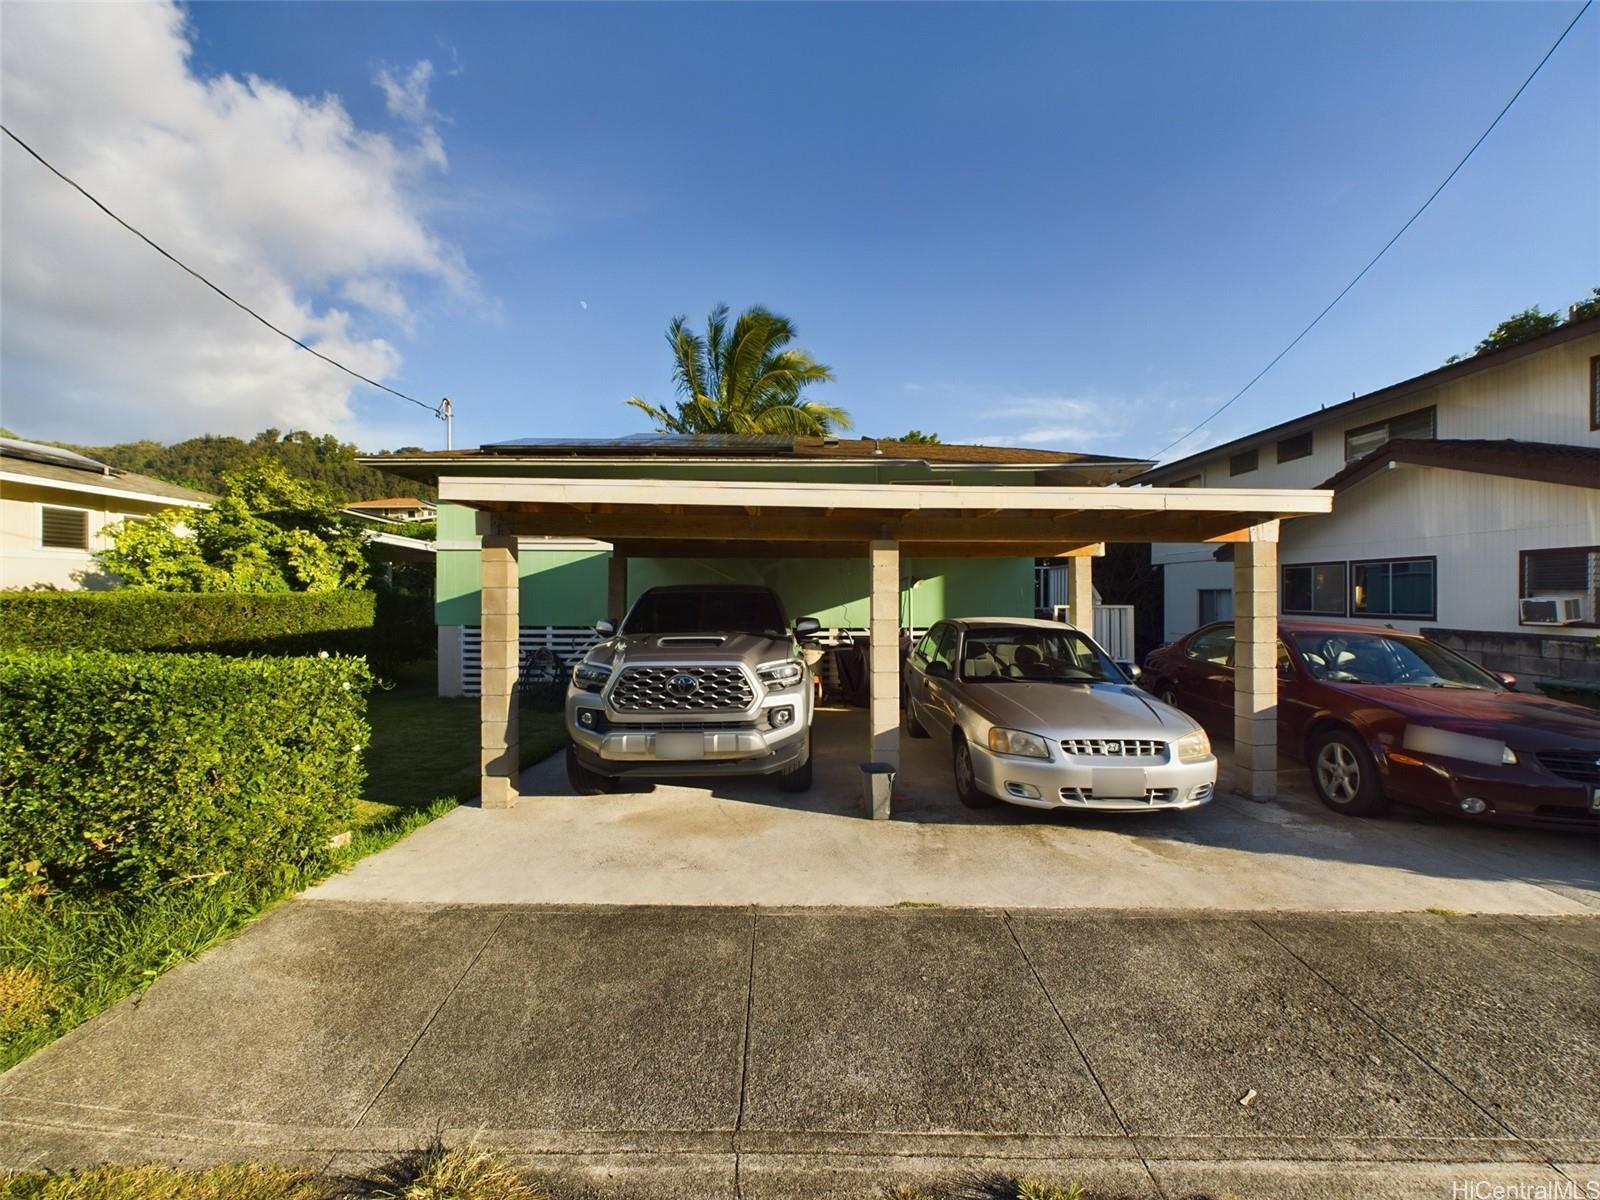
xmin=622 ymin=589 xmax=788 ymax=637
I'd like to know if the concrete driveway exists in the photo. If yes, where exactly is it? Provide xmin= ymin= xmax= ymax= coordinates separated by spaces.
xmin=3 ymin=906 xmax=1597 ymax=1198
xmin=308 ymin=708 xmax=1600 ymax=913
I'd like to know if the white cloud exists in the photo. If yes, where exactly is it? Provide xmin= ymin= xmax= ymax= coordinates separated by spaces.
xmin=0 ymin=2 xmax=471 ymax=446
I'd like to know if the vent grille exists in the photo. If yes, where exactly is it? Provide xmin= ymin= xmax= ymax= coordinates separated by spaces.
xmin=1060 ymin=787 xmax=1181 ymax=804
xmin=610 ymin=665 xmax=754 ymax=713
xmin=41 ymin=506 xmax=89 ymax=550
xmin=1061 ymin=738 xmax=1167 ymax=759
xmin=1537 ymin=751 xmax=1600 ymax=784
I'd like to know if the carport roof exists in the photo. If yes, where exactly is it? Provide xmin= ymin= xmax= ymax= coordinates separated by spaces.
xmin=430 ymin=472 xmax=1333 ymax=556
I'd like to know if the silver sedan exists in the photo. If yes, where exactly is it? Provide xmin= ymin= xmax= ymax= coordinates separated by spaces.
xmin=904 ymin=618 xmax=1218 ymax=811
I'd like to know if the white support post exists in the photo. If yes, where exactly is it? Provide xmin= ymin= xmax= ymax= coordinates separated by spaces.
xmin=479 ymin=523 xmax=521 ymax=810
xmin=1232 ymin=523 xmax=1279 ymax=801
xmin=868 ymin=540 xmax=900 ymax=790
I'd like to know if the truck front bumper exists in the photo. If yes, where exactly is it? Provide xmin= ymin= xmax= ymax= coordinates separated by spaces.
xmin=567 ymin=689 xmax=810 ymax=778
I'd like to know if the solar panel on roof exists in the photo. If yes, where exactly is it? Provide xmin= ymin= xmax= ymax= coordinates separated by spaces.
xmin=480 ymin=433 xmax=794 ymax=455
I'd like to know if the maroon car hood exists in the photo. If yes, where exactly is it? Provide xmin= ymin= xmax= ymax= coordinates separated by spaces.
xmin=1346 ymin=685 xmax=1600 ymax=745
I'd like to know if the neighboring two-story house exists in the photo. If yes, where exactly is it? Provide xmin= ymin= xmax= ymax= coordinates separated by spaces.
xmin=1137 ymin=315 xmax=1600 ymax=687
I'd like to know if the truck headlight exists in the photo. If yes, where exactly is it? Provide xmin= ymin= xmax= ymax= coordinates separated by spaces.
xmin=758 ymin=659 xmax=805 ymax=690
xmin=987 ymin=727 xmax=1051 ymax=759
xmin=571 ymin=661 xmax=612 ymax=694
xmin=1175 ymin=729 xmax=1211 ymax=763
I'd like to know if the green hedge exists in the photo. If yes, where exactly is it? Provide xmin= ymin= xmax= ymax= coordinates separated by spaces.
xmin=0 ymin=592 xmax=377 ymax=659
xmin=0 ymin=651 xmax=372 ymax=900
xmin=0 ymin=591 xmax=378 ymax=658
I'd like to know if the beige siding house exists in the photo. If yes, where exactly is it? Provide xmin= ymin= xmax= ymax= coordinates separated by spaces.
xmin=0 ymin=438 xmax=211 ymax=590
xmin=1139 ymin=316 xmax=1600 ymax=686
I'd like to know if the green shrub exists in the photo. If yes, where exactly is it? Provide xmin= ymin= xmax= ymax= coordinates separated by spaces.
xmin=0 ymin=591 xmax=378 ymax=658
xmin=0 ymin=651 xmax=371 ymax=900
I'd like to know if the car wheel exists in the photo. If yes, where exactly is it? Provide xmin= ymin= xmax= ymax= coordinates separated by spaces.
xmin=779 ymin=738 xmax=813 ymax=794
xmin=1309 ymin=729 xmax=1387 ymax=817
xmin=565 ymin=743 xmax=615 ymax=796
xmin=904 ymin=699 xmax=930 ymax=739
xmin=953 ymin=732 xmax=997 ymax=809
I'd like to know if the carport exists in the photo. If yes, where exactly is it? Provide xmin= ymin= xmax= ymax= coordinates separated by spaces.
xmin=435 ymin=469 xmax=1332 ymax=808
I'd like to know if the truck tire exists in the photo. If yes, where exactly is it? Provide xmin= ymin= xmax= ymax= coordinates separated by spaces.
xmin=565 ymin=743 xmax=615 ymax=796
xmin=779 ymin=735 xmax=814 ymax=793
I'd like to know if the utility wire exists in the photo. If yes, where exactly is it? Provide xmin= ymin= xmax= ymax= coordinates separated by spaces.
xmin=1152 ymin=0 xmax=1592 ymax=462
xmin=1 ymin=123 xmax=445 ymax=420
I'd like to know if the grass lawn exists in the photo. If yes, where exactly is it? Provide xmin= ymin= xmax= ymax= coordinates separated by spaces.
xmin=0 ymin=659 xmax=569 ymax=1071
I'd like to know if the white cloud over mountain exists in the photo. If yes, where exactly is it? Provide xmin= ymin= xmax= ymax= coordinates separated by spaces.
xmin=1 ymin=1 xmax=469 ymax=446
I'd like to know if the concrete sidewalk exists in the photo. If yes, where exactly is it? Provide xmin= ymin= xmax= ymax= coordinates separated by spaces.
xmin=3 ymin=904 xmax=1596 ymax=1198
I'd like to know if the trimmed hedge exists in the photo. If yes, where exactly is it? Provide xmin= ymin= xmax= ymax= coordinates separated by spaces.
xmin=0 ymin=651 xmax=372 ymax=899
xmin=0 ymin=591 xmax=378 ymax=658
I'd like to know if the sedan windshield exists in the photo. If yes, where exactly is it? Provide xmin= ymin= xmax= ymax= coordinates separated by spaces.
xmin=960 ymin=627 xmax=1122 ymax=684
xmin=1289 ymin=631 xmax=1503 ymax=690
xmin=622 ymin=589 xmax=787 ymax=637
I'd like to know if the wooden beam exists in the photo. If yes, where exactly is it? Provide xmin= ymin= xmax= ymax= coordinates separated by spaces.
xmin=608 ymin=539 xmax=1098 ymax=559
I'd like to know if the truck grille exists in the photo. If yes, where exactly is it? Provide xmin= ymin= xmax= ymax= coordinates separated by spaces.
xmin=1061 ymin=738 xmax=1167 ymax=759
xmin=610 ymin=665 xmax=755 ymax=713
xmin=1537 ymin=751 xmax=1600 ymax=784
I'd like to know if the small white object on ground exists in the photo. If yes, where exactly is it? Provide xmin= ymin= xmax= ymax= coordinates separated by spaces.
xmin=1238 ymin=1089 xmax=1258 ymax=1107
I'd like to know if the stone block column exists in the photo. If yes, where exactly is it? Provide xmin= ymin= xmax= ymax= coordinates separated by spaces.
xmin=1232 ymin=523 xmax=1278 ymax=801
xmin=480 ymin=530 xmax=521 ymax=810
xmin=606 ymin=553 xmax=628 ymax=622
xmin=1065 ymin=550 xmax=1096 ymax=631
xmin=867 ymin=539 xmax=900 ymax=788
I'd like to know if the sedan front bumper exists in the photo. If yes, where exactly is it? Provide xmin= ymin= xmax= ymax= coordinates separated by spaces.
xmin=967 ymin=743 xmax=1218 ymax=812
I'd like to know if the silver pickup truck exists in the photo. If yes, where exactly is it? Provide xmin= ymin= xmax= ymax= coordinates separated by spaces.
xmin=564 ymin=584 xmax=820 ymax=795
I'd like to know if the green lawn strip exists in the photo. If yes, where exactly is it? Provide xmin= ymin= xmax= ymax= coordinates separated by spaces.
xmin=0 ymin=665 xmax=568 ymax=1072
xmin=0 ymin=1141 xmax=546 ymax=1199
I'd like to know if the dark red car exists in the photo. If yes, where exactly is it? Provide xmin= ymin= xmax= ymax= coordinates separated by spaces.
xmin=1140 ymin=620 xmax=1600 ymax=831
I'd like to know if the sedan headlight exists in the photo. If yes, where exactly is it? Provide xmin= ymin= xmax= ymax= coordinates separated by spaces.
xmin=1501 ymin=745 xmax=1518 ymax=766
xmin=757 ymin=659 xmax=806 ymax=690
xmin=1175 ymin=729 xmax=1211 ymax=764
xmin=987 ymin=727 xmax=1051 ymax=759
xmin=571 ymin=661 xmax=612 ymax=694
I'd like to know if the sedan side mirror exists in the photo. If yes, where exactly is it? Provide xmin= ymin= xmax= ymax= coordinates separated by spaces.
xmin=594 ymin=619 xmax=615 ymax=637
xmin=793 ymin=616 xmax=821 ymax=637
xmin=1495 ymin=672 xmax=1517 ymax=689
xmin=925 ymin=661 xmax=951 ymax=680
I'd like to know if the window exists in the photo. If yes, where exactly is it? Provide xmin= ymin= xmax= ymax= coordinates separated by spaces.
xmin=1197 ymin=588 xmax=1233 ymax=626
xmin=1276 ymin=431 xmax=1314 ymax=463
xmin=1281 ymin=561 xmax=1347 ymax=616
xmin=1185 ymin=625 xmax=1234 ymax=665
xmin=1351 ymin=557 xmax=1436 ymax=620
xmin=1590 ymin=356 xmax=1599 ymax=431
xmin=1229 ymin=448 xmax=1258 ymax=476
xmin=1344 ymin=406 xmax=1436 ymax=462
xmin=929 ymin=624 xmax=959 ymax=672
xmin=40 ymin=506 xmax=89 ymax=550
xmin=1520 ymin=546 xmax=1599 ymax=626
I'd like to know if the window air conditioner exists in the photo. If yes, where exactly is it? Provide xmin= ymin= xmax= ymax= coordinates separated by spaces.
xmin=1520 ymin=595 xmax=1589 ymax=625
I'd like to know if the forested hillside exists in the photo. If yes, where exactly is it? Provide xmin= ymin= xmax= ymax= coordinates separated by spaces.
xmin=8 ymin=429 xmax=434 ymax=504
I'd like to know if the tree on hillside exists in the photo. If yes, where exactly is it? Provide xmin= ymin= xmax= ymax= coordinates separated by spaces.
xmin=890 ymin=430 xmax=941 ymax=443
xmin=100 ymin=462 xmax=370 ymax=593
xmin=31 ymin=429 xmax=432 ymax=504
xmin=626 ymin=305 xmax=850 ymax=436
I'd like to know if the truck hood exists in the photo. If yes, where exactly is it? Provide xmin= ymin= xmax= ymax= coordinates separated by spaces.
xmin=585 ymin=631 xmax=792 ymax=669
xmin=965 ymin=681 xmax=1200 ymax=740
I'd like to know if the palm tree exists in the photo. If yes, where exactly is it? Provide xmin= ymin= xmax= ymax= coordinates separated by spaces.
xmin=627 ymin=305 xmax=851 ymax=436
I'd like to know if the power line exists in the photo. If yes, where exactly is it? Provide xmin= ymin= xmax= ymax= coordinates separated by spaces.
xmin=1152 ymin=0 xmax=1592 ymax=462
xmin=0 ymin=123 xmax=446 ymax=420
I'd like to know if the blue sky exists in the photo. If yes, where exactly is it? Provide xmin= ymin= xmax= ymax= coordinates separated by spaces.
xmin=3 ymin=2 xmax=1595 ymax=460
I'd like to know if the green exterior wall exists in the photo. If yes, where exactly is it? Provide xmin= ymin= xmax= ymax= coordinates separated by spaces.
xmin=435 ymin=505 xmax=1034 ymax=628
